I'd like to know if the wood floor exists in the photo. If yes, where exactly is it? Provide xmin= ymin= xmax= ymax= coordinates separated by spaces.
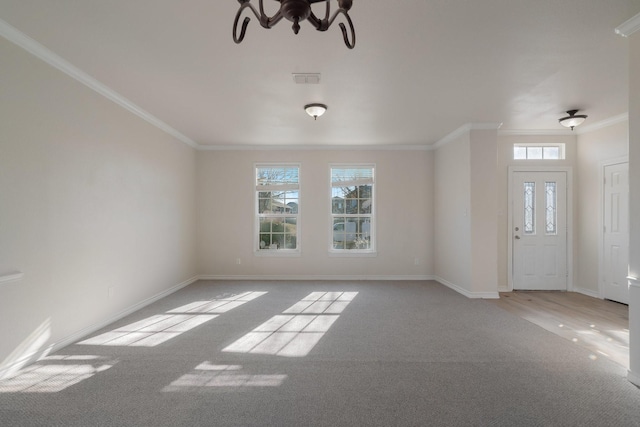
xmin=492 ymin=291 xmax=629 ymax=369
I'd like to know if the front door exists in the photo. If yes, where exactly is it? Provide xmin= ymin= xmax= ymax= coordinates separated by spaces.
xmin=603 ymin=162 xmax=629 ymax=304
xmin=512 ymin=171 xmax=568 ymax=290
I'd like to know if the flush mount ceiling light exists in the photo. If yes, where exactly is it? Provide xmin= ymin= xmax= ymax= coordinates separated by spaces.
xmin=304 ymin=103 xmax=327 ymax=120
xmin=233 ymin=0 xmax=356 ymax=49
xmin=559 ymin=109 xmax=588 ymax=131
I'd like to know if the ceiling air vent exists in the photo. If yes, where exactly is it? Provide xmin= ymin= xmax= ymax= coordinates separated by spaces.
xmin=292 ymin=73 xmax=320 ymax=84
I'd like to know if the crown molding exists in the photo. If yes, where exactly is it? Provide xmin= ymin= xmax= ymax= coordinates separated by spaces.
xmin=499 ymin=129 xmax=574 ymax=137
xmin=615 ymin=13 xmax=640 ymax=37
xmin=0 ymin=18 xmax=199 ymax=149
xmin=196 ymin=144 xmax=433 ymax=151
xmin=432 ymin=123 xmax=503 ymax=149
xmin=576 ymin=113 xmax=628 ymax=134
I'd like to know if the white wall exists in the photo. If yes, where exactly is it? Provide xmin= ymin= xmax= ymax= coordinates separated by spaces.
xmin=434 ymin=133 xmax=472 ymax=292
xmin=576 ymin=121 xmax=629 ymax=296
xmin=628 ymin=27 xmax=640 ymax=385
xmin=469 ymin=130 xmax=498 ymax=295
xmin=496 ymin=134 xmax=577 ymax=290
xmin=197 ymin=149 xmax=434 ymax=278
xmin=0 ymin=38 xmax=198 ymax=378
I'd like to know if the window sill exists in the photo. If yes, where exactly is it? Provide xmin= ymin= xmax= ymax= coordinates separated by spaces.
xmin=254 ymin=250 xmax=301 ymax=257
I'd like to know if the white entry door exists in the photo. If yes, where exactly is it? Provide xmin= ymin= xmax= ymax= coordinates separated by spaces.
xmin=603 ymin=162 xmax=629 ymax=304
xmin=512 ymin=171 xmax=568 ymax=290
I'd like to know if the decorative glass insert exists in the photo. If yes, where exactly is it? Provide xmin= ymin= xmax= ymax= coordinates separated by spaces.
xmin=256 ymin=165 xmax=299 ymax=251
xmin=524 ymin=182 xmax=535 ymax=234
xmin=545 ymin=182 xmax=557 ymax=235
xmin=330 ymin=166 xmax=374 ymax=251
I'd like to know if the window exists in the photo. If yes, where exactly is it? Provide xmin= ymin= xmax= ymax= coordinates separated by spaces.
xmin=330 ymin=165 xmax=375 ymax=253
xmin=256 ymin=165 xmax=300 ymax=253
xmin=514 ymin=144 xmax=565 ymax=160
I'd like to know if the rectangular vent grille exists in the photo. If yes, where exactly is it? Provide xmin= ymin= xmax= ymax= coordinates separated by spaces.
xmin=293 ymin=73 xmax=320 ymax=84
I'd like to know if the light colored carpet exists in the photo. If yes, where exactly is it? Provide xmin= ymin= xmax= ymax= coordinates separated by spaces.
xmin=1 ymin=280 xmax=639 ymax=426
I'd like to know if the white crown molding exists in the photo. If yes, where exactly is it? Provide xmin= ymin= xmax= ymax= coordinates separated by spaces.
xmin=196 ymin=144 xmax=433 ymax=151
xmin=498 ymin=129 xmax=574 ymax=137
xmin=616 ymin=13 xmax=640 ymax=37
xmin=498 ymin=113 xmax=629 ymax=137
xmin=0 ymin=18 xmax=199 ymax=149
xmin=576 ymin=113 xmax=629 ymax=134
xmin=432 ymin=123 xmax=502 ymax=150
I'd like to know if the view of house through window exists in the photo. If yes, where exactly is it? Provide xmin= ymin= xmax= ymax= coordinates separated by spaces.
xmin=256 ymin=165 xmax=300 ymax=252
xmin=331 ymin=165 xmax=374 ymax=252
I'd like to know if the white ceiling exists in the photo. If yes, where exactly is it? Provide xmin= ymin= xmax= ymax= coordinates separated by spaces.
xmin=1 ymin=0 xmax=639 ymax=147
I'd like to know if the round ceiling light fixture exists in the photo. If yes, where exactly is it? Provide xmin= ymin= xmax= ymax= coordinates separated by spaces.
xmin=304 ymin=103 xmax=327 ymax=120
xmin=559 ymin=109 xmax=588 ymax=131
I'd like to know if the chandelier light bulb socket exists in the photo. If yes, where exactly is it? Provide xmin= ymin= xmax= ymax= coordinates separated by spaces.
xmin=559 ymin=109 xmax=587 ymax=131
xmin=305 ymin=103 xmax=327 ymax=120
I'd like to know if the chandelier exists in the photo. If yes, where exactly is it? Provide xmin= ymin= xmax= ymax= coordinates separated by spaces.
xmin=233 ymin=0 xmax=356 ymax=49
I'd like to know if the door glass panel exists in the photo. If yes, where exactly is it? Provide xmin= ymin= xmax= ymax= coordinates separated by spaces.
xmin=545 ymin=182 xmax=557 ymax=235
xmin=524 ymin=182 xmax=535 ymax=234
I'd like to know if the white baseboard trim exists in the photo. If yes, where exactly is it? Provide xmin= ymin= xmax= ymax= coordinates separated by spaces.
xmin=573 ymin=287 xmax=601 ymax=299
xmin=198 ymin=275 xmax=436 ymax=281
xmin=628 ymin=370 xmax=640 ymax=387
xmin=433 ymin=276 xmax=500 ymax=299
xmin=51 ymin=275 xmax=200 ymax=352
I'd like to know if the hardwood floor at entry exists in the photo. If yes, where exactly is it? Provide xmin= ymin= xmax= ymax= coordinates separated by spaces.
xmin=492 ymin=291 xmax=629 ymax=369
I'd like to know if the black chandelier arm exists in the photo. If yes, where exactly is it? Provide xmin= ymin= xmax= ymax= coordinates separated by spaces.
xmin=327 ymin=8 xmax=356 ymax=49
xmin=307 ymin=1 xmax=332 ymax=31
xmin=233 ymin=0 xmax=285 ymax=44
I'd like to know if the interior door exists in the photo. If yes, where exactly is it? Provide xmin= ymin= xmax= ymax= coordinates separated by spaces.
xmin=512 ymin=171 xmax=567 ymax=290
xmin=603 ymin=162 xmax=629 ymax=304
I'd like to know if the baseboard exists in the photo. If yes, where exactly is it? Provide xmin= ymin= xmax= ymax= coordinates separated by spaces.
xmin=433 ymin=276 xmax=500 ymax=299
xmin=628 ymin=370 xmax=640 ymax=388
xmin=573 ymin=287 xmax=601 ymax=299
xmin=50 ymin=275 xmax=200 ymax=353
xmin=198 ymin=275 xmax=436 ymax=281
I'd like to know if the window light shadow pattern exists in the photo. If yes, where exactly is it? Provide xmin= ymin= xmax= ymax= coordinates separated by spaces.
xmin=0 ymin=355 xmax=116 ymax=393
xmin=162 ymin=362 xmax=287 ymax=392
xmin=223 ymin=291 xmax=357 ymax=357
xmin=79 ymin=291 xmax=267 ymax=347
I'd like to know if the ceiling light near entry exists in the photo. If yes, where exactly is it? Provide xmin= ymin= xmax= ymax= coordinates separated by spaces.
xmin=559 ymin=109 xmax=588 ymax=130
xmin=305 ymin=103 xmax=327 ymax=120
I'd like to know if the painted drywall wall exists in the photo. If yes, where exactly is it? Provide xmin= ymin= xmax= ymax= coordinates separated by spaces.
xmin=433 ymin=133 xmax=472 ymax=292
xmin=628 ymin=25 xmax=640 ymax=385
xmin=496 ymin=134 xmax=577 ymax=291
xmin=0 ymin=38 xmax=197 ymax=377
xmin=196 ymin=149 xmax=434 ymax=278
xmin=576 ymin=121 xmax=629 ymax=296
xmin=469 ymin=130 xmax=499 ymax=295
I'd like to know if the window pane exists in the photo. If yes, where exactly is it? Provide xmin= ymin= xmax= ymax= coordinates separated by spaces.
xmin=256 ymin=165 xmax=299 ymax=251
xmin=545 ymin=182 xmax=557 ymax=235
xmin=527 ymin=147 xmax=543 ymax=160
xmin=524 ymin=182 xmax=535 ymax=234
xmin=514 ymin=146 xmax=527 ymax=160
xmin=543 ymin=147 xmax=560 ymax=159
xmin=331 ymin=166 xmax=374 ymax=252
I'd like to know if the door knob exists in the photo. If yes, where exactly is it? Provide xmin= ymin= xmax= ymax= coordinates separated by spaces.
xmin=515 ymin=235 xmax=521 ymax=240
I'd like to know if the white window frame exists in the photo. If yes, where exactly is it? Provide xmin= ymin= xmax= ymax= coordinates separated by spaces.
xmin=254 ymin=163 xmax=301 ymax=257
xmin=513 ymin=143 xmax=566 ymax=160
xmin=329 ymin=163 xmax=376 ymax=257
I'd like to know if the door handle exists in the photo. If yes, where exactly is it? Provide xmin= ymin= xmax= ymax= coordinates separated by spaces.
xmin=515 ymin=235 xmax=521 ymax=240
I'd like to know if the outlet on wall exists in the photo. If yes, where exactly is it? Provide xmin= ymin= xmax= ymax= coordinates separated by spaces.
xmin=236 ymin=258 xmax=241 ymax=265
xmin=108 ymin=286 xmax=115 ymax=298
xmin=414 ymin=257 xmax=420 ymax=266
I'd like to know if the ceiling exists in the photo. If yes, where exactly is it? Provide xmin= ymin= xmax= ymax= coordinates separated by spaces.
xmin=1 ymin=0 xmax=640 ymax=148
